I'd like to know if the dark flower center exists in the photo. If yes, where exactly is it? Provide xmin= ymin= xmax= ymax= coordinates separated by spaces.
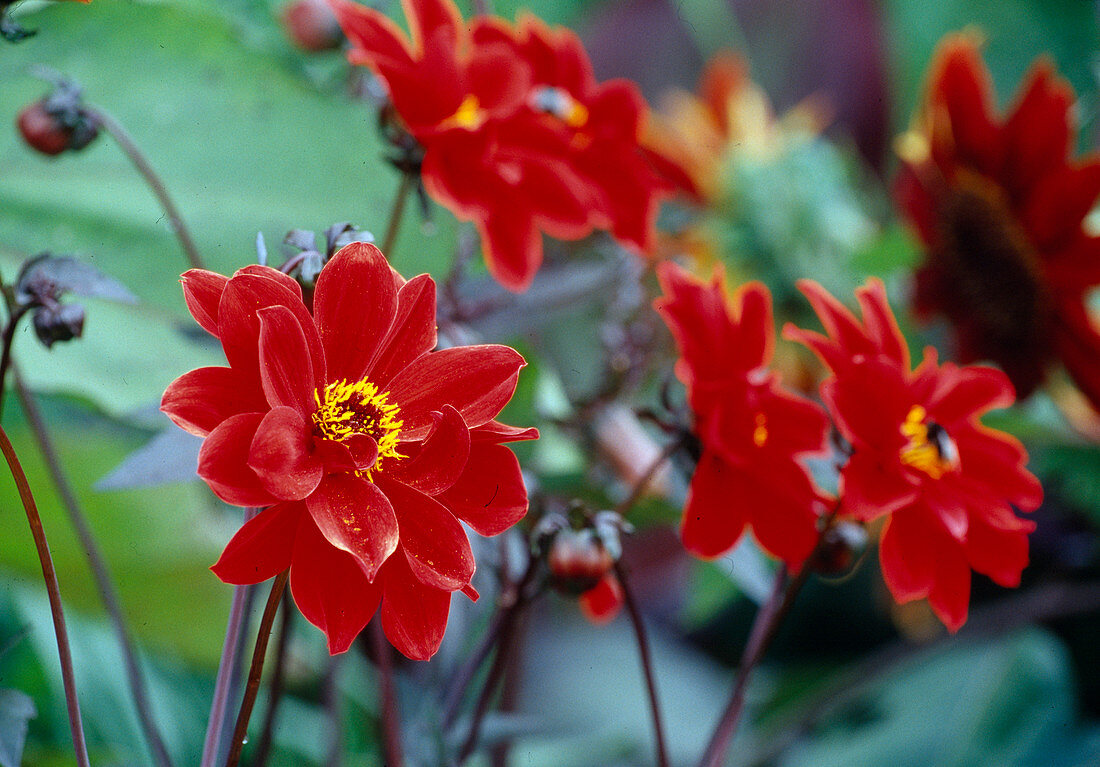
xmin=929 ymin=171 xmax=1054 ymax=391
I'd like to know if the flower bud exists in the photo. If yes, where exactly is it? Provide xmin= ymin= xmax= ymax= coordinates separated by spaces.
xmin=33 ymin=302 xmax=84 ymax=348
xmin=16 ymin=88 xmax=99 ymax=156
xmin=813 ymin=520 xmax=868 ymax=575
xmin=547 ymin=528 xmax=615 ymax=595
xmin=281 ymin=0 xmax=343 ymax=52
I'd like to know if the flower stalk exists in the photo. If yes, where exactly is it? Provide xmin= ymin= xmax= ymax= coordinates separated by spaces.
xmin=225 ymin=570 xmax=290 ymax=767
xmin=13 ymin=367 xmax=174 ymax=767
xmin=370 ymin=620 xmax=404 ymax=767
xmin=0 ymin=423 xmax=90 ymax=767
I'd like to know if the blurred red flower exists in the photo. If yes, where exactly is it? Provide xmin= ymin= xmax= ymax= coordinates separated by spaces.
xmin=786 ymin=278 xmax=1042 ymax=631
xmin=162 ymin=242 xmax=536 ymax=658
xmin=329 ymin=0 xmax=669 ymax=292
xmin=654 ymin=262 xmax=829 ymax=568
xmin=895 ymin=32 xmax=1100 ymax=411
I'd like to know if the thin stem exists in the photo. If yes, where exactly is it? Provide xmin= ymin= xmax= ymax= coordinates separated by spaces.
xmin=200 ymin=508 xmax=259 ymax=767
xmin=614 ymin=435 xmax=684 ymax=518
xmin=380 ymin=171 xmax=415 ymax=257
xmin=0 ymin=303 xmax=31 ymax=417
xmin=370 ymin=620 xmax=404 ymax=767
xmin=224 ymin=570 xmax=289 ymax=767
xmin=442 ymin=555 xmax=541 ymax=729
xmin=455 ymin=611 xmax=520 ymax=765
xmin=322 ymin=654 xmax=344 ymax=767
xmin=697 ymin=498 xmax=844 ymax=767
xmin=13 ymin=368 xmax=174 ymax=767
xmin=614 ymin=560 xmax=669 ymax=767
xmin=0 ymin=423 xmax=90 ymax=767
xmin=84 ymin=107 xmax=205 ymax=270
xmin=251 ymin=591 xmax=294 ymax=767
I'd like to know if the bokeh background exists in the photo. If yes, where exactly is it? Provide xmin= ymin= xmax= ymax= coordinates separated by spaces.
xmin=0 ymin=0 xmax=1099 ymax=765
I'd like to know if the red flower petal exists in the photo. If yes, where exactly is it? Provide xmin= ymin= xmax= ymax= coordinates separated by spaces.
xmin=197 ymin=413 xmax=278 ymax=507
xmin=1021 ymin=162 xmax=1100 ymax=251
xmin=1054 ymin=300 xmax=1100 ymax=413
xmin=952 ymin=428 xmax=1043 ymax=511
xmin=161 ymin=366 xmax=265 ymax=437
xmin=370 ymin=273 xmax=437 ymax=388
xmin=181 ymin=269 xmax=228 ymax=337
xmin=218 ymin=272 xmax=325 ymax=392
xmin=387 ymin=345 xmax=526 ymax=440
xmin=257 ymin=306 xmax=320 ymax=418
xmin=854 ymin=278 xmax=910 ymax=369
xmin=926 ymin=364 xmax=1015 ymax=426
xmin=579 ymin=574 xmax=623 ymax=624
xmin=966 ymin=512 xmax=1034 ymax=588
xmin=248 ymin=406 xmax=324 ymax=501
xmin=306 ymin=474 xmax=399 ymax=580
xmin=470 ymin=420 xmax=540 ymax=443
xmin=928 ymin=34 xmax=1001 ymax=176
xmin=745 ymin=461 xmax=822 ymax=568
xmin=380 ymin=551 xmax=451 ymax=660
xmin=927 ymin=544 xmax=972 ymax=633
xmin=211 ymin=503 xmax=304 ymax=585
xmin=477 ymin=209 xmax=541 ymax=292
xmin=380 ymin=478 xmax=475 ymax=590
xmin=438 ymin=443 xmax=528 ymax=536
xmin=680 ymin=451 xmax=749 ymax=559
xmin=877 ymin=509 xmax=937 ymax=603
xmin=315 ymin=242 xmax=399 ymax=384
xmin=236 ymin=265 xmax=304 ymax=303
xmin=1003 ymin=60 xmax=1073 ymax=199
xmin=822 ymin=359 xmax=910 ymax=451
xmin=840 ymin=450 xmax=918 ymax=522
xmin=290 ymin=519 xmax=383 ymax=654
xmin=387 ymin=405 xmax=470 ymax=495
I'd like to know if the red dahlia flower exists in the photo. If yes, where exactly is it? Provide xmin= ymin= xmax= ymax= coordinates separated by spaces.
xmin=785 ymin=278 xmax=1042 ymax=631
xmin=161 ymin=242 xmax=536 ymax=658
xmin=895 ymin=32 xmax=1100 ymax=411
xmin=329 ymin=0 xmax=669 ymax=292
xmin=654 ymin=262 xmax=829 ymax=568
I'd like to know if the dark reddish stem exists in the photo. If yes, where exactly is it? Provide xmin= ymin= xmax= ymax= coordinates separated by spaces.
xmin=0 ymin=423 xmax=90 ymax=767
xmin=615 ymin=560 xmax=670 ymax=767
xmin=251 ymin=590 xmax=294 ymax=767
xmin=0 ymin=301 xmax=31 ymax=417
xmin=200 ymin=508 xmax=259 ymax=767
xmin=83 ymin=107 xmax=205 ymax=270
xmin=13 ymin=367 xmax=174 ymax=767
xmin=370 ymin=619 xmax=404 ymax=767
xmin=455 ymin=608 xmax=521 ymax=765
xmin=224 ymin=570 xmax=289 ymax=767
xmin=380 ymin=171 xmax=415 ymax=257
xmin=697 ymin=503 xmax=842 ymax=767
xmin=614 ymin=435 xmax=684 ymax=518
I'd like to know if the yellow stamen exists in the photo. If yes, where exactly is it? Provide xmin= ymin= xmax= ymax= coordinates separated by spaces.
xmin=752 ymin=412 xmax=768 ymax=447
xmin=899 ymin=405 xmax=956 ymax=479
xmin=313 ymin=378 xmax=404 ymax=478
xmin=443 ymin=94 xmax=484 ymax=131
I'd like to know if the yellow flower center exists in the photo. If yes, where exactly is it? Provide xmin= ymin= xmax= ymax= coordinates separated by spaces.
xmin=752 ymin=412 xmax=768 ymax=447
xmin=899 ymin=405 xmax=959 ymax=479
xmin=312 ymin=379 xmax=404 ymax=477
xmin=443 ymin=94 xmax=486 ymax=131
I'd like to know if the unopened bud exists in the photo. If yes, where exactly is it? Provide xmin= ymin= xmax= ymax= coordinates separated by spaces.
xmin=813 ymin=520 xmax=868 ymax=575
xmin=281 ymin=0 xmax=343 ymax=52
xmin=547 ymin=528 xmax=616 ymax=595
xmin=33 ymin=302 xmax=84 ymax=348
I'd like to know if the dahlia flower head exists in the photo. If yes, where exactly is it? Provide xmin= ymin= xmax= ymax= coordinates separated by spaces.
xmin=161 ymin=243 xmax=536 ymax=659
xmin=785 ymin=278 xmax=1043 ymax=631
xmin=328 ymin=0 xmax=671 ymax=292
xmin=895 ymin=31 xmax=1100 ymax=412
xmin=654 ymin=262 xmax=831 ymax=569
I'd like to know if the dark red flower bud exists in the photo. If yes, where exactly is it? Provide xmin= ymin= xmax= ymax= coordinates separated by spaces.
xmin=16 ymin=98 xmax=98 ymax=156
xmin=17 ymin=101 xmax=69 ymax=155
xmin=281 ymin=0 xmax=343 ymax=52
xmin=547 ymin=528 xmax=615 ymax=595
xmin=812 ymin=520 xmax=868 ymax=576
xmin=33 ymin=302 xmax=84 ymax=348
